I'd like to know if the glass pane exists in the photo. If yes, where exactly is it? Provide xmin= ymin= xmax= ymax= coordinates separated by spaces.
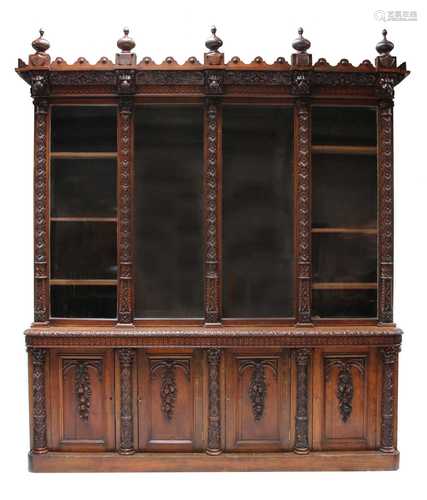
xmin=312 ymin=154 xmax=377 ymax=229
xmin=222 ymin=106 xmax=294 ymax=317
xmin=312 ymin=290 xmax=377 ymax=318
xmin=51 ymin=285 xmax=116 ymax=318
xmin=51 ymin=158 xmax=116 ymax=217
xmin=51 ymin=106 xmax=117 ymax=152
xmin=134 ymin=106 xmax=203 ymax=318
xmin=313 ymin=234 xmax=377 ymax=283
xmin=312 ymin=107 xmax=377 ymax=146
xmin=51 ymin=222 xmax=117 ymax=279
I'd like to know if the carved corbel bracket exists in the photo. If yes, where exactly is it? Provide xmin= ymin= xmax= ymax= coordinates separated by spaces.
xmin=376 ymin=74 xmax=396 ymax=99
xmin=290 ymin=71 xmax=312 ymax=96
xmin=204 ymin=70 xmax=224 ymax=95
xmin=116 ymin=69 xmax=136 ymax=95
xmin=31 ymin=72 xmax=50 ymax=98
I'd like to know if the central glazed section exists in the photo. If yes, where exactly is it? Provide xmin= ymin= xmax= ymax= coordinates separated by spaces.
xmin=134 ymin=106 xmax=204 ymax=318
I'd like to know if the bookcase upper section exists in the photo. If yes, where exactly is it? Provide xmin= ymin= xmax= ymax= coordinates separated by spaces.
xmin=16 ymin=27 xmax=409 ymax=98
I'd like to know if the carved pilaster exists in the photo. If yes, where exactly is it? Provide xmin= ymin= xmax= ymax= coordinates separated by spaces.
xmin=207 ymin=348 xmax=222 ymax=455
xmin=378 ymin=100 xmax=394 ymax=324
xmin=294 ymin=348 xmax=310 ymax=453
xmin=117 ymin=90 xmax=134 ymax=324
xmin=204 ymin=100 xmax=221 ymax=324
xmin=33 ymin=89 xmax=49 ymax=323
xmin=119 ymin=349 xmax=135 ymax=455
xmin=380 ymin=346 xmax=399 ymax=452
xmin=29 ymin=348 xmax=48 ymax=454
xmin=295 ymin=99 xmax=312 ymax=323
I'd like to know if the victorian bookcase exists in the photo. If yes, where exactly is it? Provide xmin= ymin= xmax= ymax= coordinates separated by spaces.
xmin=16 ymin=26 xmax=408 ymax=472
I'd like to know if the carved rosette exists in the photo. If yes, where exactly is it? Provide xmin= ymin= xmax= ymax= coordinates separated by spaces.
xmin=33 ymin=93 xmax=49 ymax=323
xmin=294 ymin=348 xmax=311 ymax=453
xmin=29 ymin=348 xmax=48 ymax=454
xmin=63 ymin=360 xmax=103 ymax=421
xmin=151 ymin=360 xmax=191 ymax=420
xmin=295 ymin=100 xmax=312 ymax=323
xmin=325 ymin=358 xmax=365 ymax=423
xmin=207 ymin=348 xmax=222 ymax=454
xmin=380 ymin=346 xmax=399 ymax=452
xmin=119 ymin=349 xmax=135 ymax=454
xmin=118 ymin=91 xmax=134 ymax=324
xmin=204 ymin=101 xmax=221 ymax=324
xmin=378 ymin=100 xmax=394 ymax=323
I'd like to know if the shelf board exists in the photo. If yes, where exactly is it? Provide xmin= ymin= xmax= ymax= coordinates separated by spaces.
xmin=312 ymin=145 xmax=377 ymax=156
xmin=50 ymin=152 xmax=117 ymax=159
xmin=312 ymin=282 xmax=377 ymax=290
xmin=50 ymin=279 xmax=117 ymax=286
xmin=51 ymin=217 xmax=117 ymax=223
xmin=312 ymin=227 xmax=377 ymax=235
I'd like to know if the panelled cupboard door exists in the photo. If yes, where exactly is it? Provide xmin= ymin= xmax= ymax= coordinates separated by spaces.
xmin=138 ymin=350 xmax=204 ymax=451
xmin=225 ymin=350 xmax=291 ymax=451
xmin=50 ymin=350 xmax=115 ymax=451
xmin=312 ymin=348 xmax=378 ymax=450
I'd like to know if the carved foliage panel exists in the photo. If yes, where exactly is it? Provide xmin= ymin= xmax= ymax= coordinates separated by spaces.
xmin=323 ymin=354 xmax=368 ymax=448
xmin=225 ymin=350 xmax=290 ymax=451
xmin=50 ymin=350 xmax=114 ymax=451
xmin=138 ymin=350 xmax=203 ymax=451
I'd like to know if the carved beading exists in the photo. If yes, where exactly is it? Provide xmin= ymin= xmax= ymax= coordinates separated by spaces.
xmin=205 ymin=102 xmax=220 ymax=323
xmin=378 ymin=101 xmax=394 ymax=323
xmin=29 ymin=348 xmax=48 ymax=453
xmin=119 ymin=349 xmax=135 ymax=454
xmin=295 ymin=348 xmax=311 ymax=453
xmin=207 ymin=349 xmax=222 ymax=454
xmin=295 ymin=100 xmax=312 ymax=323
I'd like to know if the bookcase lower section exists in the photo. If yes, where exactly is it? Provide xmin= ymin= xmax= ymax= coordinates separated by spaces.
xmin=26 ymin=327 xmax=401 ymax=472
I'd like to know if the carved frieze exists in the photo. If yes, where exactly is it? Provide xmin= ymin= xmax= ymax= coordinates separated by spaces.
xmin=136 ymin=70 xmax=204 ymax=85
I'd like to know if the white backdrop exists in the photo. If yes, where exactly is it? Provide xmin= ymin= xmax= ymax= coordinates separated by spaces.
xmin=1 ymin=0 xmax=426 ymax=497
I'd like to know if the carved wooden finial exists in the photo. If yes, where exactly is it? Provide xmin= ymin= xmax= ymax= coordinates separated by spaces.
xmin=375 ymin=29 xmax=396 ymax=69
xmin=291 ymin=27 xmax=312 ymax=66
xmin=116 ymin=27 xmax=137 ymax=65
xmin=204 ymin=25 xmax=224 ymax=65
xmin=29 ymin=29 xmax=51 ymax=66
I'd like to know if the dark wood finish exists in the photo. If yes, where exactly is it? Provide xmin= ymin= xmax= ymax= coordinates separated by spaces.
xmin=17 ymin=27 xmax=408 ymax=472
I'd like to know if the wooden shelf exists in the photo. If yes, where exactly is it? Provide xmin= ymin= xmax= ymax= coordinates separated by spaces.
xmin=312 ymin=282 xmax=377 ymax=290
xmin=312 ymin=227 xmax=377 ymax=235
xmin=312 ymin=145 xmax=377 ymax=155
xmin=51 ymin=217 xmax=117 ymax=223
xmin=50 ymin=279 xmax=117 ymax=286
xmin=50 ymin=152 xmax=117 ymax=159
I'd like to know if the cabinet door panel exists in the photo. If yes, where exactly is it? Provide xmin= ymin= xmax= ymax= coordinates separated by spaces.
xmin=50 ymin=350 xmax=115 ymax=451
xmin=321 ymin=352 xmax=377 ymax=450
xmin=138 ymin=350 xmax=203 ymax=451
xmin=225 ymin=350 xmax=290 ymax=451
